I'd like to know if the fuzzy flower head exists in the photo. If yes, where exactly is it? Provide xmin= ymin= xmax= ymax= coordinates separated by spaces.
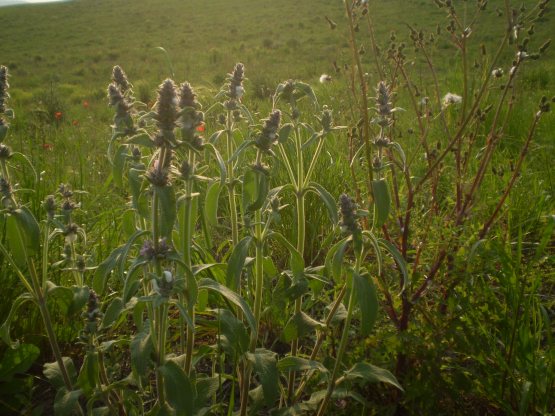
xmin=375 ymin=81 xmax=393 ymax=117
xmin=319 ymin=106 xmax=334 ymax=132
xmin=0 ymin=66 xmax=9 ymax=114
xmin=155 ymin=79 xmax=179 ymax=134
xmin=112 ymin=65 xmax=132 ymax=95
xmin=371 ymin=81 xmax=398 ymax=128
xmin=0 ymin=144 xmax=11 ymax=160
xmin=491 ymin=68 xmax=504 ymax=78
xmin=145 ymin=162 xmax=170 ymax=187
xmin=43 ymin=195 xmax=57 ymax=221
xmin=339 ymin=194 xmax=360 ymax=235
xmin=0 ymin=177 xmax=13 ymax=209
xmin=152 ymin=270 xmax=174 ymax=297
xmin=107 ymin=82 xmax=132 ymax=120
xmin=63 ymin=223 xmax=79 ymax=243
xmin=228 ymin=63 xmax=245 ymax=100
xmin=179 ymin=82 xmax=199 ymax=109
xmin=78 ymin=289 xmax=103 ymax=341
xmin=442 ymin=92 xmax=463 ymax=108
xmin=255 ymin=110 xmax=281 ymax=152
xmin=319 ymin=74 xmax=332 ymax=83
xmin=140 ymin=238 xmax=171 ymax=261
xmin=179 ymin=82 xmax=205 ymax=146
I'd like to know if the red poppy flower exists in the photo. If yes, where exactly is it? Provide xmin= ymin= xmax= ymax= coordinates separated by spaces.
xmin=196 ymin=123 xmax=205 ymax=132
xmin=42 ymin=143 xmax=54 ymax=150
xmin=83 ymin=100 xmax=90 ymax=109
xmin=72 ymin=120 xmax=79 ymax=126
xmin=54 ymin=112 xmax=63 ymax=120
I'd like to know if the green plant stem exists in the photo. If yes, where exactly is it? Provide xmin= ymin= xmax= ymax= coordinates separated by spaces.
xmin=316 ymin=266 xmax=358 ymax=416
xmin=344 ymin=0 xmax=374 ymax=203
xmin=288 ymin=122 xmax=305 ymax=401
xmin=239 ymin=206 xmax=264 ymax=416
xmin=293 ymin=284 xmax=347 ymax=402
xmin=97 ymin=349 xmax=126 ymax=415
xmin=182 ymin=150 xmax=196 ymax=374
xmin=69 ymin=240 xmax=83 ymax=286
xmin=151 ymin=147 xmax=169 ymax=408
xmin=303 ymin=135 xmax=325 ymax=188
xmin=277 ymin=144 xmax=297 ymax=188
xmin=36 ymin=292 xmax=74 ymax=391
xmin=32 ymin=261 xmax=83 ymax=416
xmin=226 ymin=112 xmax=239 ymax=247
xmin=155 ymin=304 xmax=167 ymax=407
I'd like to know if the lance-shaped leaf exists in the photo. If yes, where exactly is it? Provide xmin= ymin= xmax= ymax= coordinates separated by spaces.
xmin=0 ymin=343 xmax=40 ymax=382
xmin=198 ymin=278 xmax=257 ymax=336
xmin=204 ymin=142 xmax=227 ymax=186
xmin=278 ymin=123 xmax=293 ymax=144
xmin=203 ymin=308 xmax=249 ymax=356
xmin=283 ymin=311 xmax=324 ymax=342
xmin=126 ymin=132 xmax=154 ymax=148
xmin=242 ymin=167 xmax=269 ymax=214
xmin=112 ymin=144 xmax=128 ymax=188
xmin=208 ymin=129 xmax=225 ymax=144
xmin=128 ymin=167 xmax=146 ymax=212
xmin=389 ymin=141 xmax=406 ymax=169
xmin=0 ymin=293 xmax=34 ymax=348
xmin=372 ymin=179 xmax=390 ymax=228
xmin=267 ymin=232 xmax=304 ymax=281
xmin=226 ymin=236 xmax=252 ymax=289
xmin=43 ymin=357 xmax=77 ymax=389
xmin=246 ymin=349 xmax=279 ymax=406
xmin=100 ymin=297 xmax=125 ymax=329
xmin=362 ymin=229 xmax=383 ymax=276
xmin=324 ymin=236 xmax=350 ymax=281
xmin=293 ymin=81 xmax=319 ymax=108
xmin=158 ymin=360 xmax=195 ymax=415
xmin=307 ymin=182 xmax=338 ymax=224
xmin=130 ymin=324 xmax=153 ymax=377
xmin=338 ymin=361 xmax=403 ymax=391
xmin=68 ymin=285 xmax=90 ymax=316
xmin=77 ymin=351 xmax=100 ymax=396
xmin=53 ymin=387 xmax=83 ymax=416
xmin=157 ymin=185 xmax=176 ymax=241
xmin=379 ymin=239 xmax=409 ymax=294
xmin=229 ymin=140 xmax=255 ymax=162
xmin=205 ymin=181 xmax=222 ymax=227
xmin=277 ymin=356 xmax=328 ymax=375
xmin=45 ymin=283 xmax=74 ymax=315
xmin=6 ymin=207 xmax=40 ymax=263
xmin=352 ymin=271 xmax=379 ymax=336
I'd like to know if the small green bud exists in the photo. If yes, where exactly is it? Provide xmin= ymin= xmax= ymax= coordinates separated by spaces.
xmin=43 ymin=195 xmax=56 ymax=220
xmin=0 ymin=144 xmax=11 ymax=159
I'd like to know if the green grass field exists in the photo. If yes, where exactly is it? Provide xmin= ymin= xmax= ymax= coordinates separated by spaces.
xmin=0 ymin=0 xmax=554 ymax=415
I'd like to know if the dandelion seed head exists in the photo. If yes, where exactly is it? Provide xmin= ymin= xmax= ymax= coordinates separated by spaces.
xmin=442 ymin=93 xmax=462 ymax=108
xmin=319 ymin=74 xmax=332 ymax=83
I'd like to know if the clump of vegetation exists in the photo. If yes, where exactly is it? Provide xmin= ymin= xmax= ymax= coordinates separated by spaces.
xmin=0 ymin=0 xmax=553 ymax=415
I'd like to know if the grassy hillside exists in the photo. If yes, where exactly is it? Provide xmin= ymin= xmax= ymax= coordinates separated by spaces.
xmin=1 ymin=0 xmax=553 ymax=95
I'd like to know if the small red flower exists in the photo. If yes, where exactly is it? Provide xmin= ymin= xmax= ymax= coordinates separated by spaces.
xmin=196 ymin=123 xmax=205 ymax=132
xmin=83 ymin=100 xmax=89 ymax=109
xmin=72 ymin=120 xmax=79 ymax=126
xmin=54 ymin=111 xmax=63 ymax=121
xmin=42 ymin=143 xmax=54 ymax=150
